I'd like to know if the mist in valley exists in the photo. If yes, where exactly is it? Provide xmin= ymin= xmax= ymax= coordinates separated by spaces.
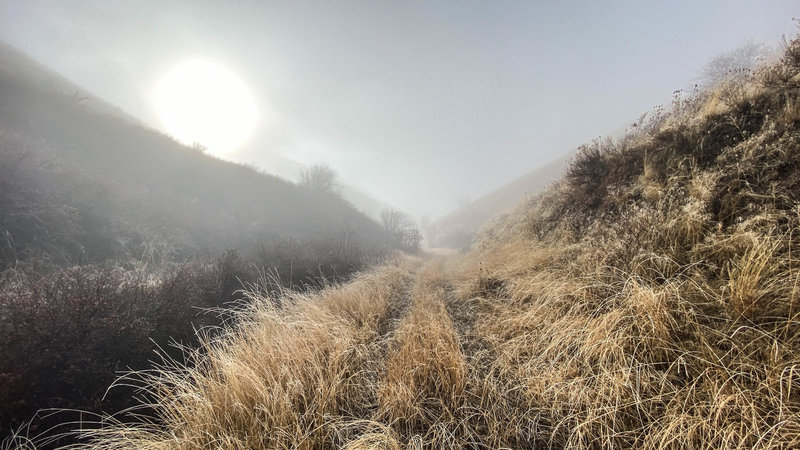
xmin=1 ymin=1 xmax=793 ymax=220
xmin=1 ymin=2 xmax=798 ymax=448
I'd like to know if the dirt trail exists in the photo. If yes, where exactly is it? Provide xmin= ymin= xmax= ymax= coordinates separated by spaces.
xmin=368 ymin=258 xmax=478 ymax=443
xmin=393 ymin=256 xmax=490 ymax=364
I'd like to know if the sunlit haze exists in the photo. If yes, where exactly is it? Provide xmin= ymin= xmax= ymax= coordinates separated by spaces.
xmin=0 ymin=1 xmax=796 ymax=218
xmin=153 ymin=60 xmax=257 ymax=155
xmin=6 ymin=1 xmax=800 ymax=445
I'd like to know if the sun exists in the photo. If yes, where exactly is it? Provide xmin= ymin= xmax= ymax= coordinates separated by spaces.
xmin=153 ymin=60 xmax=257 ymax=156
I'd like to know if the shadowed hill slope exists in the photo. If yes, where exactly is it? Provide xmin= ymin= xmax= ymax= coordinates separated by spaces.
xmin=62 ymin=34 xmax=800 ymax=450
xmin=0 ymin=42 xmax=391 ymax=270
xmin=0 ymin=41 xmax=142 ymax=125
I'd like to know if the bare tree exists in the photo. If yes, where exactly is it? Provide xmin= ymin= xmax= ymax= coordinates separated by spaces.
xmin=380 ymin=208 xmax=421 ymax=253
xmin=299 ymin=163 xmax=338 ymax=192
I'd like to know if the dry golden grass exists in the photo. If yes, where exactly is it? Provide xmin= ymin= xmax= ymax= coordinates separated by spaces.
xmin=68 ymin=259 xmax=416 ymax=449
xmin=377 ymin=263 xmax=466 ymax=434
xmin=61 ymin=38 xmax=800 ymax=450
xmin=455 ymin=218 xmax=800 ymax=448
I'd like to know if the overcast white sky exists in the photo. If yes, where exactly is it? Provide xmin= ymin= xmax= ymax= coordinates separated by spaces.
xmin=0 ymin=1 xmax=797 ymax=219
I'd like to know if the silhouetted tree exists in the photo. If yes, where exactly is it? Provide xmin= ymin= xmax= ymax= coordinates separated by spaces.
xmin=380 ymin=208 xmax=421 ymax=253
xmin=299 ymin=163 xmax=338 ymax=192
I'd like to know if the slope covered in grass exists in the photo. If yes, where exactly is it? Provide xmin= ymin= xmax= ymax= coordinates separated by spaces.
xmin=62 ymin=39 xmax=800 ymax=449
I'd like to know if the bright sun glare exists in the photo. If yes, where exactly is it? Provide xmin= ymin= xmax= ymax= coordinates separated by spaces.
xmin=154 ymin=60 xmax=257 ymax=156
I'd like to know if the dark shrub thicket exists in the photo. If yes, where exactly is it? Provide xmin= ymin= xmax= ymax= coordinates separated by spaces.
xmin=0 ymin=262 xmax=217 ymax=439
xmin=0 ymin=241 xmax=375 ymax=445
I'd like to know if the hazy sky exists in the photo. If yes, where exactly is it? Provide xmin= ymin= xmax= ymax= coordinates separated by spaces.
xmin=0 ymin=1 xmax=796 ymax=219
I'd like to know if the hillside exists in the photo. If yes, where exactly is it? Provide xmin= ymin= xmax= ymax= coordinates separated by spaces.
xmin=426 ymin=151 xmax=571 ymax=249
xmin=0 ymin=43 xmax=398 ymax=444
xmin=58 ymin=37 xmax=800 ymax=449
xmin=0 ymin=42 xmax=391 ymax=270
xmin=0 ymin=42 xmax=142 ymax=125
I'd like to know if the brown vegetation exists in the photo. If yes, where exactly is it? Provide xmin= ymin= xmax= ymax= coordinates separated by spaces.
xmin=27 ymin=35 xmax=800 ymax=450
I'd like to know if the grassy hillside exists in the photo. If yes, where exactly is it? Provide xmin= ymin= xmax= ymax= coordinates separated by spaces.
xmin=58 ymin=37 xmax=800 ymax=449
xmin=0 ymin=42 xmax=391 ymax=269
xmin=426 ymin=152 xmax=571 ymax=250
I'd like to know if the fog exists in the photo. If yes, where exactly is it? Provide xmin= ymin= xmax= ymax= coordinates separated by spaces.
xmin=0 ymin=1 xmax=795 ymax=219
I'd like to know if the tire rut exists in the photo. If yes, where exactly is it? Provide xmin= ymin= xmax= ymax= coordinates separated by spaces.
xmin=442 ymin=270 xmax=493 ymax=367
